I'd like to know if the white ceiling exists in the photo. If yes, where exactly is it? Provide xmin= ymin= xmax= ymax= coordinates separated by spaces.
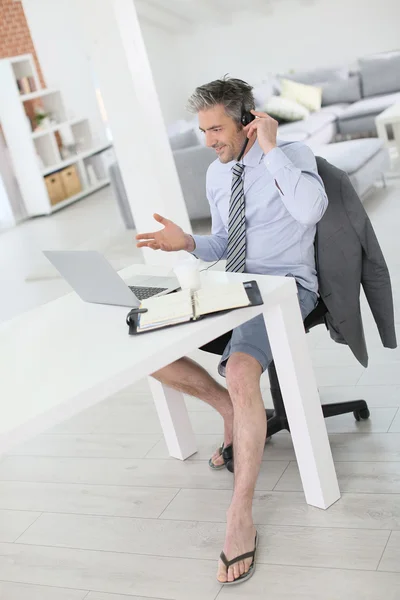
xmin=135 ymin=0 xmax=273 ymax=32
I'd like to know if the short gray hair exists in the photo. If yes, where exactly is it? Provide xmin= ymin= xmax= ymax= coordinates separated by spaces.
xmin=186 ymin=76 xmax=255 ymax=125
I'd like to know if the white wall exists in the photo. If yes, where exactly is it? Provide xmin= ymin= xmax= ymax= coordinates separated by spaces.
xmin=21 ymin=0 xmax=400 ymax=133
xmin=173 ymin=0 xmax=400 ymax=103
xmin=140 ymin=23 xmax=187 ymax=125
xmin=21 ymin=0 xmax=184 ymax=134
xmin=22 ymin=0 xmax=107 ymax=145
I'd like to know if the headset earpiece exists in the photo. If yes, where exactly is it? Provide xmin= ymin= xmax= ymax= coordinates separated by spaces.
xmin=241 ymin=109 xmax=255 ymax=127
xmin=237 ymin=107 xmax=256 ymax=162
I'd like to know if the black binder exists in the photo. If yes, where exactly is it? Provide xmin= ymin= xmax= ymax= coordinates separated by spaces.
xmin=126 ymin=280 xmax=263 ymax=335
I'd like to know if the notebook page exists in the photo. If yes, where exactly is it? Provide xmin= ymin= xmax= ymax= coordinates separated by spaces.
xmin=194 ymin=283 xmax=250 ymax=318
xmin=138 ymin=289 xmax=193 ymax=331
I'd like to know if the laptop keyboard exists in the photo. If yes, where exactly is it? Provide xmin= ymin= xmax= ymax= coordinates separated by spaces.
xmin=129 ymin=286 xmax=167 ymax=300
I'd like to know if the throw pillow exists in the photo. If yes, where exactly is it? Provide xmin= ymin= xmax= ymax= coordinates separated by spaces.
xmin=321 ymin=75 xmax=361 ymax=106
xmin=280 ymin=78 xmax=322 ymax=112
xmin=264 ymin=96 xmax=310 ymax=122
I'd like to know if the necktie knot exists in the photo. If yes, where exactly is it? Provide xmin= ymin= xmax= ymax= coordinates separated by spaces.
xmin=232 ymin=162 xmax=245 ymax=178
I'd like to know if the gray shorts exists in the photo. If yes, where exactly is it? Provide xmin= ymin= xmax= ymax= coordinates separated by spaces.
xmin=200 ymin=283 xmax=318 ymax=377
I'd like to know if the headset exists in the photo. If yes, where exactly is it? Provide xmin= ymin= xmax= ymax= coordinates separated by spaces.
xmin=201 ymin=106 xmax=255 ymax=272
xmin=218 ymin=77 xmax=256 ymax=162
xmin=236 ymin=107 xmax=256 ymax=162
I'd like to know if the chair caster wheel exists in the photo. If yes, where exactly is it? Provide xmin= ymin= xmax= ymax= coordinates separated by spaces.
xmin=354 ymin=408 xmax=370 ymax=421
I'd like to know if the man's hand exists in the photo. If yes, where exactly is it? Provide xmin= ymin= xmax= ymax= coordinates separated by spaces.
xmin=244 ymin=110 xmax=278 ymax=155
xmin=136 ymin=213 xmax=194 ymax=252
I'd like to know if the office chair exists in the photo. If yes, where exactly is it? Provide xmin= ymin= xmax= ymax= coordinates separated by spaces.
xmin=265 ymin=298 xmax=369 ymax=432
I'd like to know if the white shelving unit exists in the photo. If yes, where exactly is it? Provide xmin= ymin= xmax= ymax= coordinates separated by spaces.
xmin=0 ymin=54 xmax=113 ymax=216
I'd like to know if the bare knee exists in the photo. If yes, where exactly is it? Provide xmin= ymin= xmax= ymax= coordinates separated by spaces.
xmin=225 ymin=352 xmax=262 ymax=400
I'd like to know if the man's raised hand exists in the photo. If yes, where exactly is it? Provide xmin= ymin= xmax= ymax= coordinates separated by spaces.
xmin=136 ymin=213 xmax=194 ymax=252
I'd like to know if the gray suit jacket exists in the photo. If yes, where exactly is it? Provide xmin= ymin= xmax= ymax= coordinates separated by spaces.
xmin=315 ymin=157 xmax=397 ymax=367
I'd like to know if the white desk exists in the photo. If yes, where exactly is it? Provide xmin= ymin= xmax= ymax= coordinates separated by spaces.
xmin=0 ymin=265 xmax=340 ymax=509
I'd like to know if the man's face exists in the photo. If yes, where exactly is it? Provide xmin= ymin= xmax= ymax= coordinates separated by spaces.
xmin=198 ymin=105 xmax=246 ymax=164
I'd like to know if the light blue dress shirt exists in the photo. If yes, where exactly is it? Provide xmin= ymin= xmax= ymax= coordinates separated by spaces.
xmin=191 ymin=138 xmax=328 ymax=294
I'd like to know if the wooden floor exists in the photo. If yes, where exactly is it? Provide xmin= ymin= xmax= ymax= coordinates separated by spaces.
xmin=1 ymin=178 xmax=400 ymax=599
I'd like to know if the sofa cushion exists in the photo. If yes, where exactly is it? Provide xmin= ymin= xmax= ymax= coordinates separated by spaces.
xmin=337 ymin=114 xmax=380 ymax=136
xmin=359 ymin=50 xmax=400 ymax=97
xmin=280 ymin=78 xmax=322 ymax=111
xmin=313 ymin=138 xmax=384 ymax=175
xmin=305 ymin=123 xmax=337 ymax=151
xmin=169 ymin=129 xmax=200 ymax=151
xmin=321 ymin=75 xmax=361 ymax=106
xmin=277 ymin=110 xmax=337 ymax=144
xmin=338 ymin=92 xmax=400 ymax=121
xmin=277 ymin=127 xmax=309 ymax=143
xmin=314 ymin=139 xmax=389 ymax=197
xmin=264 ymin=96 xmax=310 ymax=121
xmin=318 ymin=103 xmax=351 ymax=118
xmin=282 ymin=66 xmax=349 ymax=85
xmin=284 ymin=110 xmax=337 ymax=136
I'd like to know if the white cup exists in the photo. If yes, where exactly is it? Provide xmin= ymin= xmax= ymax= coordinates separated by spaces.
xmin=173 ymin=258 xmax=201 ymax=291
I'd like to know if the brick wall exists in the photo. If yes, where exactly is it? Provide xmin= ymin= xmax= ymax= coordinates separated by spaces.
xmin=0 ymin=0 xmax=45 ymax=86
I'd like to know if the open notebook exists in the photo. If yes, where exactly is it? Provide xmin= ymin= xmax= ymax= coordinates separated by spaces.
xmin=127 ymin=281 xmax=263 ymax=334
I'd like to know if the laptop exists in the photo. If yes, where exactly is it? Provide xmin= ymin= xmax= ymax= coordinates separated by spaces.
xmin=43 ymin=250 xmax=180 ymax=308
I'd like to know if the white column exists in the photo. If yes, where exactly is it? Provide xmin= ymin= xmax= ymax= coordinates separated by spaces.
xmin=77 ymin=0 xmax=192 ymax=267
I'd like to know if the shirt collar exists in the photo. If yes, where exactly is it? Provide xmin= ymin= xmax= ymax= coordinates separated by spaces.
xmin=241 ymin=138 xmax=265 ymax=168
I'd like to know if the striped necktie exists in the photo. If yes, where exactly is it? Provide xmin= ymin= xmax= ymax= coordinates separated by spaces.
xmin=226 ymin=162 xmax=246 ymax=272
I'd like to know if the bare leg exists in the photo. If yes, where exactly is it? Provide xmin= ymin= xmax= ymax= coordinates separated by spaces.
xmin=152 ymin=357 xmax=234 ymax=465
xmin=217 ymin=352 xmax=267 ymax=584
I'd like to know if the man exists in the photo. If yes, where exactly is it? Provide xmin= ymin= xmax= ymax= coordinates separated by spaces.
xmin=136 ymin=77 xmax=328 ymax=585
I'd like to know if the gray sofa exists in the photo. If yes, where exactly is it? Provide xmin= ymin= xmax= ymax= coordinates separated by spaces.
xmin=109 ymin=50 xmax=398 ymax=225
xmin=276 ymin=50 xmax=400 ymax=141
xmin=339 ymin=52 xmax=400 ymax=135
xmin=277 ymin=105 xmax=348 ymax=151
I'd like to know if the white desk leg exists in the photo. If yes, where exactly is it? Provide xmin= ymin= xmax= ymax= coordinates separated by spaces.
xmin=263 ymin=292 xmax=341 ymax=509
xmin=148 ymin=377 xmax=197 ymax=460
